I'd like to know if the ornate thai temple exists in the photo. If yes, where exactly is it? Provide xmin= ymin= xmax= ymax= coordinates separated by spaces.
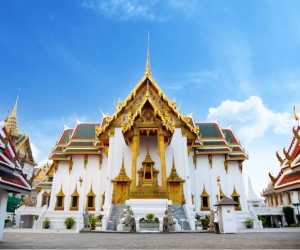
xmin=16 ymin=47 xmax=254 ymax=232
xmin=0 ymin=121 xmax=31 ymax=240
xmin=262 ymin=107 xmax=300 ymax=225
xmin=4 ymin=98 xmax=36 ymax=181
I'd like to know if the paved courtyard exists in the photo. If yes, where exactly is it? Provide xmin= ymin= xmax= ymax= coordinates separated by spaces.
xmin=1 ymin=231 xmax=300 ymax=249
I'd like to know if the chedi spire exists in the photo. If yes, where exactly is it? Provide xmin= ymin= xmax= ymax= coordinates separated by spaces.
xmin=5 ymin=96 xmax=19 ymax=137
xmin=144 ymin=32 xmax=152 ymax=77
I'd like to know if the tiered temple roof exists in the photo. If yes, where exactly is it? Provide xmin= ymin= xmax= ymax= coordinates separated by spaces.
xmin=194 ymin=122 xmax=247 ymax=160
xmin=50 ymin=123 xmax=101 ymax=160
xmin=0 ymin=122 xmax=31 ymax=193
xmin=4 ymin=98 xmax=35 ymax=168
xmin=263 ymin=107 xmax=300 ymax=194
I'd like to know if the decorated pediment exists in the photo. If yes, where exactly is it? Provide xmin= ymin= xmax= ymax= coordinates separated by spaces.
xmin=96 ymin=76 xmax=199 ymax=140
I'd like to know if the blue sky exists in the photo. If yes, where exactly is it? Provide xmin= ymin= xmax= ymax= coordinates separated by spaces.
xmin=1 ymin=0 xmax=300 ymax=195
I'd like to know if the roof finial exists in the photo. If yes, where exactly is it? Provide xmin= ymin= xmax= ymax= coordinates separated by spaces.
xmin=11 ymin=95 xmax=19 ymax=118
xmin=293 ymin=105 xmax=299 ymax=126
xmin=145 ymin=32 xmax=151 ymax=76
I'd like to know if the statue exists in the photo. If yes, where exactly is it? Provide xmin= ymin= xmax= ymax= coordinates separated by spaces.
xmin=163 ymin=208 xmax=175 ymax=232
xmin=121 ymin=207 xmax=136 ymax=232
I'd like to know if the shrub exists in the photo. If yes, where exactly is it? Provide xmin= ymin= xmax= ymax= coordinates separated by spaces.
xmin=43 ymin=218 xmax=50 ymax=229
xmin=140 ymin=214 xmax=159 ymax=224
xmin=244 ymin=218 xmax=254 ymax=229
xmin=195 ymin=214 xmax=201 ymax=222
xmin=283 ymin=206 xmax=295 ymax=225
xmin=258 ymin=216 xmax=270 ymax=228
xmin=88 ymin=215 xmax=98 ymax=230
xmin=64 ymin=217 xmax=75 ymax=229
xmin=200 ymin=216 xmax=209 ymax=229
xmin=139 ymin=218 xmax=146 ymax=223
xmin=145 ymin=213 xmax=155 ymax=221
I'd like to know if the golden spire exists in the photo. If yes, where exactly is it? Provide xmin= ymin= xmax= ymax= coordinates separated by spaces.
xmin=145 ymin=32 xmax=152 ymax=76
xmin=5 ymin=96 xmax=19 ymax=136
xmin=293 ymin=105 xmax=299 ymax=121
xmin=143 ymin=146 xmax=154 ymax=164
xmin=112 ymin=156 xmax=130 ymax=182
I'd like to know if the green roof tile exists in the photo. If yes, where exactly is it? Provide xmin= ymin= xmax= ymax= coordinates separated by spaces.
xmin=197 ymin=123 xmax=223 ymax=138
xmin=72 ymin=124 xmax=97 ymax=139
xmin=222 ymin=129 xmax=238 ymax=144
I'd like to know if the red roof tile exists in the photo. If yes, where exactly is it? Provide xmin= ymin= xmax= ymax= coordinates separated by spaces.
xmin=277 ymin=171 xmax=300 ymax=186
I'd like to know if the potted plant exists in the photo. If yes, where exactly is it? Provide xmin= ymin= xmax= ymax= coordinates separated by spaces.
xmin=43 ymin=218 xmax=50 ymax=229
xmin=244 ymin=218 xmax=254 ymax=229
xmin=64 ymin=217 xmax=75 ymax=229
xmin=200 ymin=216 xmax=209 ymax=230
xmin=139 ymin=213 xmax=159 ymax=230
xmin=146 ymin=213 xmax=155 ymax=221
xmin=88 ymin=214 xmax=97 ymax=230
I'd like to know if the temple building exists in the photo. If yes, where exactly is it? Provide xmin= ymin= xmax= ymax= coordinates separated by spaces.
xmin=262 ymin=108 xmax=300 ymax=225
xmin=0 ymin=122 xmax=31 ymax=240
xmin=16 ymin=48 xmax=253 ymax=231
xmin=4 ymin=98 xmax=36 ymax=181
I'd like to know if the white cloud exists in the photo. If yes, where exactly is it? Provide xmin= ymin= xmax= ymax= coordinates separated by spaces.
xmin=81 ymin=0 xmax=198 ymax=21
xmin=82 ymin=0 xmax=158 ymax=20
xmin=207 ymin=96 xmax=293 ymax=143
xmin=206 ymin=96 xmax=296 ymax=196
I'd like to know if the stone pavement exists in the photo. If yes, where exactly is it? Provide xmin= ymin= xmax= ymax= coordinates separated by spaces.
xmin=1 ymin=231 xmax=300 ymax=249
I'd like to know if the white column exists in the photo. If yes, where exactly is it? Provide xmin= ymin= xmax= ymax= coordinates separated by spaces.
xmin=0 ymin=190 xmax=8 ymax=241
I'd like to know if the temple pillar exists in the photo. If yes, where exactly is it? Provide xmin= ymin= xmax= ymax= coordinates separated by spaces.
xmin=130 ymin=129 xmax=140 ymax=190
xmin=158 ymin=129 xmax=167 ymax=189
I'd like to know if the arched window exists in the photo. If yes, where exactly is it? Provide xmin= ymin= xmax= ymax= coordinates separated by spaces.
xmin=70 ymin=186 xmax=79 ymax=211
xmin=86 ymin=186 xmax=95 ymax=211
xmin=231 ymin=187 xmax=241 ymax=210
xmin=55 ymin=186 xmax=65 ymax=210
xmin=200 ymin=186 xmax=210 ymax=211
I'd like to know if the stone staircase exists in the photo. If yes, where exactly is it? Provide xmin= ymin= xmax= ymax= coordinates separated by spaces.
xmin=106 ymin=204 xmax=127 ymax=231
xmin=169 ymin=205 xmax=191 ymax=230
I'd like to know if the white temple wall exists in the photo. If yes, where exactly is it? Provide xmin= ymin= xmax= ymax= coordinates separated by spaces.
xmin=48 ymin=154 xmax=108 ymax=213
xmin=165 ymin=142 xmax=173 ymax=177
xmin=170 ymin=128 xmax=194 ymax=227
xmin=191 ymin=155 xmax=212 ymax=211
xmin=207 ymin=155 xmax=226 ymax=206
xmin=80 ymin=155 xmax=104 ymax=212
xmin=228 ymin=161 xmax=247 ymax=211
xmin=36 ymin=190 xmax=47 ymax=208
xmin=49 ymin=161 xmax=68 ymax=211
xmin=189 ymin=154 xmax=247 ymax=212
xmin=103 ymin=128 xmax=131 ymax=214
